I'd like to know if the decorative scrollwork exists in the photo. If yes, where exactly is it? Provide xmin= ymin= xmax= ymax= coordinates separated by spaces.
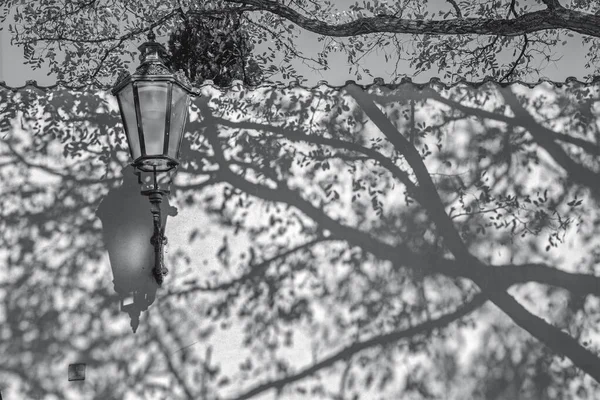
xmin=174 ymin=69 xmax=192 ymax=87
xmin=135 ymin=63 xmax=172 ymax=76
xmin=114 ymin=70 xmax=130 ymax=87
xmin=148 ymin=191 xmax=169 ymax=285
xmin=150 ymin=226 xmax=168 ymax=285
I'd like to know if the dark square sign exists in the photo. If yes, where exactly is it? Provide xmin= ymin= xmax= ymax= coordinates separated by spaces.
xmin=68 ymin=363 xmax=86 ymax=381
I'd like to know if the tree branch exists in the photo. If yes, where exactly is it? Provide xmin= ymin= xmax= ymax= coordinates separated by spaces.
xmin=541 ymin=0 xmax=563 ymax=11
xmin=344 ymin=84 xmax=600 ymax=383
xmin=446 ymin=0 xmax=463 ymax=18
xmin=153 ymin=316 xmax=197 ymax=399
xmin=13 ymin=7 xmax=259 ymax=45
xmin=375 ymin=89 xmax=600 ymax=157
xmin=213 ymin=151 xmax=418 ymax=265
xmin=228 ymin=293 xmax=487 ymax=400
xmin=500 ymin=34 xmax=529 ymax=82
xmin=225 ymin=0 xmax=600 ymax=38
xmin=344 ymin=84 xmax=477 ymax=267
xmin=194 ymin=96 xmax=600 ymax=382
xmin=497 ymin=263 xmax=600 ymax=293
xmin=205 ymin=103 xmax=600 ymax=299
xmin=164 ymin=236 xmax=330 ymax=297
xmin=194 ymin=103 xmax=425 ymax=270
xmin=433 ymin=258 xmax=600 ymax=296
xmin=499 ymin=88 xmax=600 ymax=199
xmin=485 ymin=289 xmax=600 ymax=383
xmin=208 ymin=116 xmax=420 ymax=198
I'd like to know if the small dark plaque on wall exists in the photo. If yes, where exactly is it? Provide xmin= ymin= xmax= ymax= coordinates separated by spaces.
xmin=68 ymin=363 xmax=86 ymax=381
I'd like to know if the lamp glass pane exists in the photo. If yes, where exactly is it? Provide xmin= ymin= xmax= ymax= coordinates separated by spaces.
xmin=117 ymin=84 xmax=141 ymax=160
xmin=168 ymin=85 xmax=189 ymax=159
xmin=137 ymin=82 xmax=168 ymax=156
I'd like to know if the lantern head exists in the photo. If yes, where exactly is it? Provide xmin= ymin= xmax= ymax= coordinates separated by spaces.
xmin=111 ymin=30 xmax=196 ymax=173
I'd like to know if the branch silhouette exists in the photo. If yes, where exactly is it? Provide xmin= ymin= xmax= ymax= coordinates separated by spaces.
xmin=228 ymin=293 xmax=487 ymax=400
xmin=377 ymin=88 xmax=600 ymax=157
xmin=164 ymin=236 xmax=331 ymax=297
xmin=500 ymin=88 xmax=600 ymax=199
xmin=344 ymin=84 xmax=600 ymax=382
xmin=190 ymin=89 xmax=600 ymax=383
xmin=208 ymin=107 xmax=600 ymax=297
xmin=225 ymin=0 xmax=600 ymax=37
xmin=5 ymin=76 xmax=600 ymax=398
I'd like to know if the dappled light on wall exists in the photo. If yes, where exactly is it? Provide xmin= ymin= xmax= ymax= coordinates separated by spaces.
xmin=2 ymin=77 xmax=600 ymax=399
xmin=96 ymin=166 xmax=177 ymax=333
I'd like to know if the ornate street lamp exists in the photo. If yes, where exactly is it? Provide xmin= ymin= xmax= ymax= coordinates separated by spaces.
xmin=111 ymin=30 xmax=196 ymax=285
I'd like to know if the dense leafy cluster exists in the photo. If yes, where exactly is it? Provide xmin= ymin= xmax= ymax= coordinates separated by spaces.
xmin=167 ymin=12 xmax=263 ymax=87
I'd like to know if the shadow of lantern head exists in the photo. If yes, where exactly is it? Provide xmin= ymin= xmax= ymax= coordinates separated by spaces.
xmin=96 ymin=166 xmax=178 ymax=332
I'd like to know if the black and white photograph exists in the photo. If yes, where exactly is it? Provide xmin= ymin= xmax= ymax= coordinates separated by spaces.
xmin=1 ymin=0 xmax=600 ymax=399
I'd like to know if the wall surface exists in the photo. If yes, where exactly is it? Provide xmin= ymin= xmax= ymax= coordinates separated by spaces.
xmin=1 ymin=79 xmax=600 ymax=399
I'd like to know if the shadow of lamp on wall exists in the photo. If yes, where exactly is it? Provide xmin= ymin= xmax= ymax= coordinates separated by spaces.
xmin=98 ymin=30 xmax=196 ymax=332
xmin=96 ymin=166 xmax=177 ymax=332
